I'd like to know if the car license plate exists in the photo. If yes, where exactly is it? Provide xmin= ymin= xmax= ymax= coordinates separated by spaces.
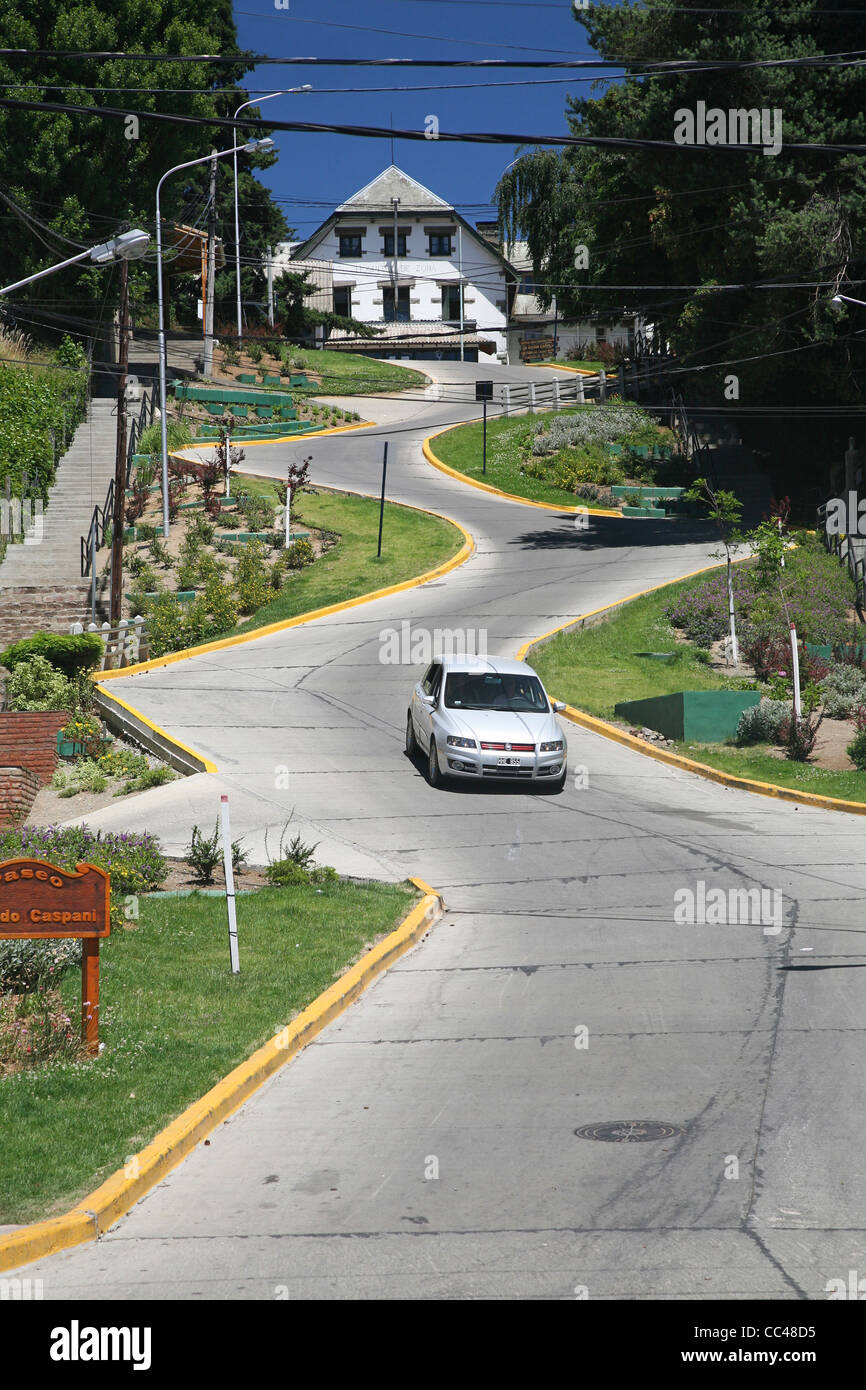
xmin=497 ymin=756 xmax=521 ymax=767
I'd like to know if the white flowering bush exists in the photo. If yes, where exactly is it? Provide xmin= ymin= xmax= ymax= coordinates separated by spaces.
xmin=735 ymin=699 xmax=790 ymax=745
xmin=818 ymin=663 xmax=866 ymax=719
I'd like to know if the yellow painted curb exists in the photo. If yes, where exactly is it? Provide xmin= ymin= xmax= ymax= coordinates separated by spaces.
xmin=94 ymin=687 xmax=219 ymax=775
xmin=0 ymin=879 xmax=444 ymax=1274
xmin=422 ymin=425 xmax=622 ymax=518
xmin=539 ymin=362 xmax=617 ymax=378
xmin=519 ymin=558 xmax=866 ymax=819
xmin=97 ymin=500 xmax=474 ymax=683
xmin=188 ymin=420 xmax=373 ymax=449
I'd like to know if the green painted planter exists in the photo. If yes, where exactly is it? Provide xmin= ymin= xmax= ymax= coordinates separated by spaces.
xmin=622 ymin=505 xmax=667 ymax=518
xmin=611 ymin=485 xmax=684 ymax=500
xmin=614 ymin=690 xmax=761 ymax=742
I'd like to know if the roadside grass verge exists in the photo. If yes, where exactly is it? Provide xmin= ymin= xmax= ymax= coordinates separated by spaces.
xmin=226 ymin=485 xmax=465 ymax=637
xmin=0 ymin=881 xmax=418 ymax=1224
xmin=530 ymin=564 xmax=866 ymax=805
xmin=531 ymin=580 xmax=743 ymax=719
xmin=290 ymin=348 xmax=427 ymax=397
xmin=431 ymin=410 xmax=606 ymax=508
xmin=666 ymin=743 xmax=866 ymax=805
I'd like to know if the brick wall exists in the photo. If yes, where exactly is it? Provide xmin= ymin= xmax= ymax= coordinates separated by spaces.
xmin=0 ymin=711 xmax=69 ymax=786
xmin=0 ymin=766 xmax=42 ymax=827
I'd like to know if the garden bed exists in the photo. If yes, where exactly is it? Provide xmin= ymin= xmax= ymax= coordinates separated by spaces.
xmin=531 ymin=536 xmax=866 ymax=796
xmin=431 ymin=402 xmax=685 ymax=509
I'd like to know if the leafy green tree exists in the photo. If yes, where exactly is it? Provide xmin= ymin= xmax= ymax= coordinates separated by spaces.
xmin=497 ymin=1 xmax=866 ymax=480
xmin=0 ymin=2 xmax=289 ymax=345
xmin=272 ymin=268 xmax=384 ymax=344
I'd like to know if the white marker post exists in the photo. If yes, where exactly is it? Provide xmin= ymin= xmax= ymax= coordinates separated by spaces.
xmin=220 ymin=794 xmax=240 ymax=974
xmin=285 ymin=481 xmax=292 ymax=546
xmin=224 ymin=429 xmax=231 ymax=499
xmin=790 ymin=623 xmax=802 ymax=721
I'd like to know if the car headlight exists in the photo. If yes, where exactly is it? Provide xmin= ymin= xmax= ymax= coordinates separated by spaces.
xmin=540 ymin=740 xmax=564 ymax=752
xmin=446 ymin=735 xmax=477 ymax=749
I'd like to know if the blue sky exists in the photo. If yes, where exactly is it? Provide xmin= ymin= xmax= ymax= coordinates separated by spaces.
xmin=232 ymin=0 xmax=609 ymax=240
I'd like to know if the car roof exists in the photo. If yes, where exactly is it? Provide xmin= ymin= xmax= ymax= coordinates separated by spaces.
xmin=438 ymin=655 xmax=538 ymax=676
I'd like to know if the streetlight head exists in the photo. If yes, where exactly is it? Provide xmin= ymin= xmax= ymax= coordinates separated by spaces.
xmin=244 ymin=137 xmax=275 ymax=153
xmin=89 ymin=228 xmax=150 ymax=263
xmin=833 ymin=295 xmax=844 ymax=304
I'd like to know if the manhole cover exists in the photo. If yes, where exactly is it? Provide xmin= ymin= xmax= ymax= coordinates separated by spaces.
xmin=574 ymin=1120 xmax=684 ymax=1143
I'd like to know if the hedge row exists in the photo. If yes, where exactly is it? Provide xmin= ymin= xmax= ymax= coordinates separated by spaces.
xmin=0 ymin=358 xmax=89 ymax=497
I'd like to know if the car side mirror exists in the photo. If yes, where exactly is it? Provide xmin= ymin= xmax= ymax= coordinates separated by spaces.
xmin=552 ymin=701 xmax=565 ymax=713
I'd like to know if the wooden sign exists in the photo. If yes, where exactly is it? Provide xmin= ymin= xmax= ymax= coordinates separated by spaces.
xmin=0 ymin=859 xmax=111 ymax=1055
xmin=519 ymin=336 xmax=556 ymax=363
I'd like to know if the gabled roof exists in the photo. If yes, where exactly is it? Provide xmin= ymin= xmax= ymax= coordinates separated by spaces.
xmin=336 ymin=165 xmax=451 ymax=213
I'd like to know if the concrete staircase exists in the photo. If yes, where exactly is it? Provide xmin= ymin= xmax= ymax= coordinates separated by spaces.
xmin=0 ymin=396 xmax=117 ymax=648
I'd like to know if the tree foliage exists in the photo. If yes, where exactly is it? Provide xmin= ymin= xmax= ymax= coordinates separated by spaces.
xmin=0 ymin=1 xmax=290 ymax=344
xmin=496 ymin=0 xmax=866 ymax=454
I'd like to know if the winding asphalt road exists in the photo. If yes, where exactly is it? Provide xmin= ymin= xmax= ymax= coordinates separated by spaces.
xmin=26 ymin=362 xmax=866 ymax=1299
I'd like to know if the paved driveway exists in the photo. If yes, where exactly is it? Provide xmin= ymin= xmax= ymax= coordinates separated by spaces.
xmin=25 ymin=362 xmax=866 ymax=1299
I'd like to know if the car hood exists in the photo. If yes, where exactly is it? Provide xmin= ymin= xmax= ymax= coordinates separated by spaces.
xmin=439 ymin=707 xmax=561 ymax=745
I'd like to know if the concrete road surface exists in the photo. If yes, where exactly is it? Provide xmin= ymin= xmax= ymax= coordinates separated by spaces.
xmin=22 ymin=362 xmax=866 ymax=1300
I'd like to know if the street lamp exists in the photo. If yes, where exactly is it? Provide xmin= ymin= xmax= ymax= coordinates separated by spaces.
xmin=0 ymin=228 xmax=150 ymax=296
xmin=833 ymin=293 xmax=866 ymax=309
xmin=156 ymin=139 xmax=274 ymax=537
xmin=233 ymin=86 xmax=312 ymax=339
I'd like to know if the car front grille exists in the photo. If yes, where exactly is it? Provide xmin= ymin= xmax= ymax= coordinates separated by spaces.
xmin=481 ymin=765 xmax=534 ymax=778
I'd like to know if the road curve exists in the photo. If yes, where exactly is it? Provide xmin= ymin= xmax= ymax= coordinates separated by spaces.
xmin=25 ymin=361 xmax=866 ymax=1300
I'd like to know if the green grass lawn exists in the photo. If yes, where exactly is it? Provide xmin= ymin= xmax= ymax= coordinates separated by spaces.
xmin=531 ymin=581 xmax=742 ymax=719
xmin=225 ymin=485 xmax=465 ymax=638
xmin=431 ymin=410 xmax=612 ymax=508
xmin=667 ymin=743 xmax=866 ymax=804
xmin=0 ymin=881 xmax=418 ymax=1224
xmin=290 ymin=348 xmax=427 ymax=397
xmin=530 ymin=567 xmax=866 ymax=804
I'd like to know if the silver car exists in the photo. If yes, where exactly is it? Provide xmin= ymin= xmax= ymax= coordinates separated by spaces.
xmin=406 ymin=655 xmax=567 ymax=789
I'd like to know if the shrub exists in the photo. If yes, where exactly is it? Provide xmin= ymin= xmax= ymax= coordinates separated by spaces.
xmin=0 ymin=939 xmax=81 ymax=994
xmin=284 ymin=537 xmax=315 ymax=570
xmin=54 ymin=335 xmax=87 ymax=370
xmin=185 ymin=823 xmax=221 ymax=885
xmin=735 ymin=699 xmax=789 ymax=745
xmin=237 ymin=491 xmax=274 ymax=531
xmin=266 ymin=859 xmax=312 ymax=886
xmin=819 ymin=663 xmax=866 ymax=719
xmin=778 ymin=706 xmax=824 ymax=761
xmin=204 ymin=579 xmax=239 ymax=633
xmin=247 ymin=342 xmax=263 ymax=363
xmin=0 ymin=632 xmax=102 ymax=677
xmin=117 ymin=764 xmax=176 ymax=796
xmin=146 ymin=593 xmax=187 ymax=657
xmin=0 ymin=988 xmax=86 ymax=1068
xmin=234 ymin=538 xmax=273 ymax=613
xmin=5 ymin=655 xmax=73 ymax=712
xmin=846 ymin=728 xmax=866 ymax=771
xmin=137 ymin=419 xmax=193 ymax=455
xmin=148 ymin=536 xmax=172 ymax=568
xmin=56 ymin=759 xmax=108 ymax=797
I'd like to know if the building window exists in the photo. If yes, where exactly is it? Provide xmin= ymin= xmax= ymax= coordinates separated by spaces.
xmin=383 ymin=286 xmax=410 ymax=322
xmin=519 ymin=275 xmax=537 ymax=294
xmin=333 ymin=286 xmax=352 ymax=317
xmin=382 ymin=233 xmax=408 ymax=258
xmin=441 ymin=284 xmax=463 ymax=321
xmin=429 ymin=233 xmax=452 ymax=256
xmin=338 ymin=235 xmax=362 ymax=258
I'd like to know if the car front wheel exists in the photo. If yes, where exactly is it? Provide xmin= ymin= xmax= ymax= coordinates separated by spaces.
xmin=427 ymin=738 xmax=446 ymax=787
xmin=405 ymin=709 xmax=418 ymax=757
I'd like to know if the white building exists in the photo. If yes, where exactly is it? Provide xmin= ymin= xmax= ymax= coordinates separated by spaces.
xmin=282 ymin=166 xmax=517 ymax=363
xmin=473 ymin=227 xmax=642 ymax=364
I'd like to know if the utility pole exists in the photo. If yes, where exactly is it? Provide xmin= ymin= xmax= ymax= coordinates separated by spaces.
xmin=110 ymin=249 xmax=130 ymax=626
xmin=458 ymin=222 xmax=465 ymax=362
xmin=204 ymin=149 xmax=217 ymax=377
xmin=267 ymin=245 xmax=274 ymax=329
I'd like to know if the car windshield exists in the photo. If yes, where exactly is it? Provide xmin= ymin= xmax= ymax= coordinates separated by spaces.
xmin=443 ymin=671 xmax=549 ymax=712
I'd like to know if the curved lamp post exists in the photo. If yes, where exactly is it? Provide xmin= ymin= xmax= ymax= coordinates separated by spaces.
xmin=156 ymin=140 xmax=274 ymax=537
xmin=0 ymin=229 xmax=150 ymax=297
xmin=233 ymin=86 xmax=312 ymax=340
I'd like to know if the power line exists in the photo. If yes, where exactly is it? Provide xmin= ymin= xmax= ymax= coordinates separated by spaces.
xmin=4 ymin=96 xmax=866 ymax=157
